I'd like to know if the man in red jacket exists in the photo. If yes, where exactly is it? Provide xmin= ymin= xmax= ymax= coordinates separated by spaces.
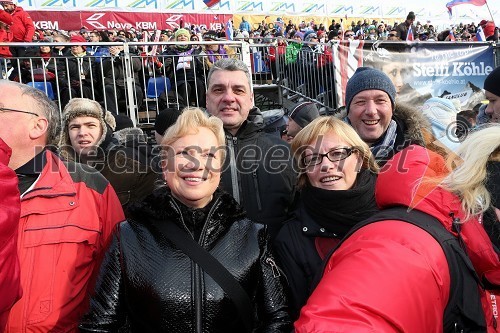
xmin=0 ymin=138 xmax=22 ymax=332
xmin=0 ymin=0 xmax=34 ymax=69
xmin=0 ymin=80 xmax=125 ymax=332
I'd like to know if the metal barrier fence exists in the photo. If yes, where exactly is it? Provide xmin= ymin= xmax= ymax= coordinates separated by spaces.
xmin=0 ymin=40 xmax=254 ymax=126
xmin=278 ymin=40 xmax=500 ymax=115
xmin=275 ymin=40 xmax=336 ymax=114
xmin=1 ymin=40 xmax=499 ymax=125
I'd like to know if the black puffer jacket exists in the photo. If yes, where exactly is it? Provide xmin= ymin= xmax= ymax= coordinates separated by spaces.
xmin=221 ymin=114 xmax=296 ymax=240
xmin=79 ymin=188 xmax=292 ymax=333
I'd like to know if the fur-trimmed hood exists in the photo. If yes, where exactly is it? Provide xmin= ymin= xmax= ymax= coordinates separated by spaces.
xmin=335 ymin=102 xmax=431 ymax=147
xmin=127 ymin=187 xmax=247 ymax=228
xmin=112 ymin=127 xmax=147 ymax=146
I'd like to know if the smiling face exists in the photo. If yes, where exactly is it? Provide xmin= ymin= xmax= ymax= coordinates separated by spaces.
xmin=206 ymin=69 xmax=253 ymax=135
xmin=68 ymin=116 xmax=103 ymax=156
xmin=164 ymin=127 xmax=222 ymax=209
xmin=347 ymin=90 xmax=393 ymax=145
xmin=485 ymin=90 xmax=500 ymax=123
xmin=304 ymin=131 xmax=361 ymax=190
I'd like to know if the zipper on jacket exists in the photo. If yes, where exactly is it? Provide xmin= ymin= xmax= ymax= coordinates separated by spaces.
xmin=171 ymin=196 xmax=223 ymax=333
xmin=265 ymin=258 xmax=281 ymax=278
xmin=252 ymin=170 xmax=262 ymax=211
xmin=227 ymin=136 xmax=240 ymax=204
xmin=168 ymin=199 xmax=202 ymax=331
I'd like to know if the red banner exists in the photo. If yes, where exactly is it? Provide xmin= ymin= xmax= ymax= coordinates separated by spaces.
xmin=29 ymin=11 xmax=232 ymax=32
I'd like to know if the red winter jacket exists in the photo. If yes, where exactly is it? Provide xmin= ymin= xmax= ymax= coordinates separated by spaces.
xmin=296 ymin=145 xmax=500 ymax=333
xmin=0 ymin=10 xmax=13 ymax=58
xmin=5 ymin=150 xmax=125 ymax=332
xmin=0 ymin=139 xmax=21 ymax=331
xmin=7 ymin=6 xmax=34 ymax=42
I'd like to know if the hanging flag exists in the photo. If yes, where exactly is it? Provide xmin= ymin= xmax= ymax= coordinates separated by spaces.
xmin=446 ymin=0 xmax=487 ymax=16
xmin=476 ymin=25 xmax=486 ymax=41
xmin=203 ymin=0 xmax=221 ymax=8
xmin=448 ymin=29 xmax=456 ymax=41
xmin=406 ymin=25 xmax=414 ymax=41
xmin=225 ymin=19 xmax=233 ymax=40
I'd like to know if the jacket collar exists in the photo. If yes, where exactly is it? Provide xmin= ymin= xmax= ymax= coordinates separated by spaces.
xmin=128 ymin=187 xmax=246 ymax=228
xmin=22 ymin=150 xmax=77 ymax=199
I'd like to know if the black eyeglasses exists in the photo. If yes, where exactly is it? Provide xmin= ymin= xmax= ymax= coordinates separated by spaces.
xmin=0 ymin=107 xmax=39 ymax=117
xmin=345 ymin=34 xmax=354 ymax=37
xmin=302 ymin=147 xmax=356 ymax=167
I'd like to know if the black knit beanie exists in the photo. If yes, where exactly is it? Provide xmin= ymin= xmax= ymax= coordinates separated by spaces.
xmin=154 ymin=108 xmax=182 ymax=136
xmin=484 ymin=66 xmax=500 ymax=97
xmin=289 ymin=102 xmax=320 ymax=128
xmin=345 ymin=67 xmax=397 ymax=113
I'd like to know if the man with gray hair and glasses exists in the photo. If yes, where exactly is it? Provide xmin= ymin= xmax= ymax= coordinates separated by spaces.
xmin=205 ymin=58 xmax=296 ymax=240
xmin=0 ymin=80 xmax=124 ymax=332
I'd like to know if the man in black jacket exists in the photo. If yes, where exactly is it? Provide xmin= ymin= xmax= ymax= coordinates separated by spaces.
xmin=98 ymin=38 xmax=143 ymax=115
xmin=206 ymin=58 xmax=296 ymax=239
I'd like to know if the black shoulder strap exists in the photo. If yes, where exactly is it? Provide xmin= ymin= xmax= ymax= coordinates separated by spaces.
xmin=323 ymin=207 xmax=487 ymax=333
xmin=152 ymin=220 xmax=253 ymax=333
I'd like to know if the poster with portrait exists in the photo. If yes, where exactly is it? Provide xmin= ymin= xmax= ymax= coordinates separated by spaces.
xmin=333 ymin=41 xmax=495 ymax=110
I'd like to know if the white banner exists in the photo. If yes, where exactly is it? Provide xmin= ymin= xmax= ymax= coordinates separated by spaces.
xmin=17 ymin=0 xmax=499 ymax=23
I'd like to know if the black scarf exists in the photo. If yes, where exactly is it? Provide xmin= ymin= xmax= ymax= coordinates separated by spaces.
xmin=301 ymin=169 xmax=378 ymax=238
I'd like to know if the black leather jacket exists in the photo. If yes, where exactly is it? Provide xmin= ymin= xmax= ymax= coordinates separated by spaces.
xmin=79 ymin=188 xmax=291 ymax=332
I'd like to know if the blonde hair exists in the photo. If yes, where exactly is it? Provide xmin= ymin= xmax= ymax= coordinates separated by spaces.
xmin=161 ymin=107 xmax=226 ymax=163
xmin=291 ymin=116 xmax=379 ymax=188
xmin=442 ymin=124 xmax=500 ymax=220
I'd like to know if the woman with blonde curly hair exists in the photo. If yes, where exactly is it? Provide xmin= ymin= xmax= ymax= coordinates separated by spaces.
xmin=442 ymin=124 xmax=500 ymax=245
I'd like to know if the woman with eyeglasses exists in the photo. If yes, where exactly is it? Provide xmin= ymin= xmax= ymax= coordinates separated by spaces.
xmin=274 ymin=116 xmax=379 ymax=320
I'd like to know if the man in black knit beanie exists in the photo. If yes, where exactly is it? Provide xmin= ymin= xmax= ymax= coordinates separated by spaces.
xmin=483 ymin=66 xmax=500 ymax=123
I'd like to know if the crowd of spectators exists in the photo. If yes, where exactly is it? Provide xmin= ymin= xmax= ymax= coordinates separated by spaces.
xmin=0 ymin=0 xmax=499 ymax=114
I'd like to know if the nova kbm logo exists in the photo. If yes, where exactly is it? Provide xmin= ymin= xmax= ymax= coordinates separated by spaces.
xmin=86 ymin=13 xmax=107 ymax=29
xmin=165 ymin=15 xmax=182 ymax=30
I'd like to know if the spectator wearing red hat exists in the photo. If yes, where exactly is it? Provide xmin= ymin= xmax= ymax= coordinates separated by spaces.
xmin=58 ymin=34 xmax=95 ymax=109
xmin=0 ymin=0 xmax=34 ymax=62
